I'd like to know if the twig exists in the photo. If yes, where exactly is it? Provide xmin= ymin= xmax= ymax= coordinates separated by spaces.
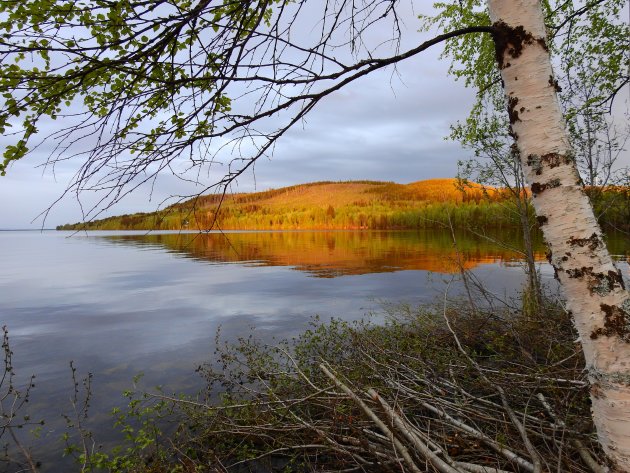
xmin=368 ymin=388 xmax=465 ymax=473
xmin=454 ymin=462 xmax=514 ymax=473
xmin=536 ymin=393 xmax=606 ymax=473
xmin=441 ymin=286 xmax=543 ymax=473
xmin=7 ymin=427 xmax=37 ymax=473
xmin=418 ymin=400 xmax=534 ymax=473
xmin=320 ymin=363 xmax=422 ymax=473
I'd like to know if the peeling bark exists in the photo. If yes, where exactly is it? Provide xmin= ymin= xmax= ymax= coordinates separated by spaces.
xmin=487 ymin=1 xmax=630 ymax=470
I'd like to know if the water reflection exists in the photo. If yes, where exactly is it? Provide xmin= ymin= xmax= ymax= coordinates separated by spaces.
xmin=0 ymin=229 xmax=627 ymax=472
xmin=101 ymin=229 xmax=552 ymax=276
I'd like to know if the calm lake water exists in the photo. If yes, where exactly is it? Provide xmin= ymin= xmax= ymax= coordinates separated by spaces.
xmin=1 ymin=229 xmax=628 ymax=471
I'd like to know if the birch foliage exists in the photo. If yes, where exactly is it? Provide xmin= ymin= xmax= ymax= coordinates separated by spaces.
xmin=420 ymin=0 xmax=629 ymax=187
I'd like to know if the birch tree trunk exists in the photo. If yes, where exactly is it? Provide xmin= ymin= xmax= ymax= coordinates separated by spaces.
xmin=487 ymin=1 xmax=630 ymax=469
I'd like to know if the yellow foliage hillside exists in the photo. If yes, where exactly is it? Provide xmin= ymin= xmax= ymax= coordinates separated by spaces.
xmin=190 ymin=178 xmax=498 ymax=211
xmin=57 ymin=178 xmax=516 ymax=231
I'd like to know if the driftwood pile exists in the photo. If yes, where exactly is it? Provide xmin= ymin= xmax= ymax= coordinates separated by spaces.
xmin=149 ymin=302 xmax=606 ymax=473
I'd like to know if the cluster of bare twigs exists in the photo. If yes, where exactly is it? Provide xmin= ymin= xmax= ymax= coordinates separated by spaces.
xmin=106 ymin=298 xmax=605 ymax=473
xmin=60 ymin=361 xmax=99 ymax=473
xmin=0 ymin=326 xmax=40 ymax=473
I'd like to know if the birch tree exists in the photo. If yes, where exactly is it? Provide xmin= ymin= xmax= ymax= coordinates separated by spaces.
xmin=422 ymin=6 xmax=630 ymax=464
xmin=0 ymin=0 xmax=628 ymax=468
xmin=487 ymin=1 xmax=630 ymax=469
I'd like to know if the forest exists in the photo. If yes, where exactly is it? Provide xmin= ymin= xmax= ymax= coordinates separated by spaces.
xmin=57 ymin=178 xmax=630 ymax=232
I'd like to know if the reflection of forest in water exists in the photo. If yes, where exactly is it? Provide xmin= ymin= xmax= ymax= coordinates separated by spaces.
xmin=102 ymin=229 xmax=629 ymax=277
xmin=99 ymin=230 xmax=531 ymax=277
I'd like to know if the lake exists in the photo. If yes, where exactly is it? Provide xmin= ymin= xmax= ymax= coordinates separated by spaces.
xmin=1 ymin=229 xmax=628 ymax=471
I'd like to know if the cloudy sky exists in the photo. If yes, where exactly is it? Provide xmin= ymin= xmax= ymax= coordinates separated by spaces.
xmin=0 ymin=2 xmax=627 ymax=229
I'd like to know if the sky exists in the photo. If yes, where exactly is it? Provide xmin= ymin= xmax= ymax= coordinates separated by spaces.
xmin=0 ymin=2 xmax=627 ymax=229
xmin=0 ymin=58 xmax=476 ymax=228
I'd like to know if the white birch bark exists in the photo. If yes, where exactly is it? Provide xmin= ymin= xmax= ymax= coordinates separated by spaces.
xmin=487 ymin=1 xmax=630 ymax=470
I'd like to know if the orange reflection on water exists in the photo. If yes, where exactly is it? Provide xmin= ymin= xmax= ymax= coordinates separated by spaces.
xmin=107 ymin=230 xmax=549 ymax=277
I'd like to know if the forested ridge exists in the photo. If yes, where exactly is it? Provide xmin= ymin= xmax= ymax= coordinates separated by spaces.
xmin=57 ymin=178 xmax=629 ymax=232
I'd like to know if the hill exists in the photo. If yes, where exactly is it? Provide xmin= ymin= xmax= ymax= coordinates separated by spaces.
xmin=57 ymin=179 xmax=522 ymax=231
xmin=57 ymin=178 xmax=630 ymax=232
